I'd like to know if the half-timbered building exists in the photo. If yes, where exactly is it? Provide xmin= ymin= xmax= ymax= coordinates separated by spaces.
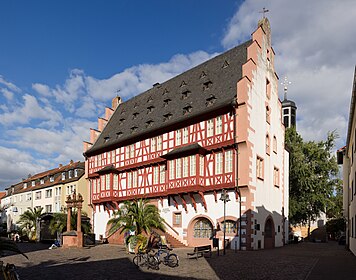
xmin=84 ymin=18 xmax=289 ymax=250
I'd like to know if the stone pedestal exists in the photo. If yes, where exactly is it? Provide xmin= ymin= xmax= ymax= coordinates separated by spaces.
xmin=62 ymin=230 xmax=83 ymax=248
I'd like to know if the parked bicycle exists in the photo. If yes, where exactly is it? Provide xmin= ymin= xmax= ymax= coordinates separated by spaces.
xmin=154 ymin=243 xmax=179 ymax=268
xmin=0 ymin=261 xmax=20 ymax=280
xmin=132 ymin=249 xmax=160 ymax=270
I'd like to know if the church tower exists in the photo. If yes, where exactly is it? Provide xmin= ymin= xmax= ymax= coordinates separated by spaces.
xmin=281 ymin=77 xmax=297 ymax=128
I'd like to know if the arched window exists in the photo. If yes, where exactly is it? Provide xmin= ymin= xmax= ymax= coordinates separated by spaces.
xmin=266 ymin=134 xmax=270 ymax=154
xmin=273 ymin=136 xmax=277 ymax=153
xmin=193 ymin=218 xmax=213 ymax=238
xmin=221 ymin=220 xmax=236 ymax=234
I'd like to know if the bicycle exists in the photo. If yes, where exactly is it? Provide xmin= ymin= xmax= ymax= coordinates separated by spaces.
xmin=154 ymin=244 xmax=179 ymax=268
xmin=132 ymin=249 xmax=160 ymax=270
xmin=0 ymin=262 xmax=20 ymax=280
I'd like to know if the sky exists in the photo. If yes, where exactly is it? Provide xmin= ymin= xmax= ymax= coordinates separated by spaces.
xmin=1 ymin=0 xmax=356 ymax=190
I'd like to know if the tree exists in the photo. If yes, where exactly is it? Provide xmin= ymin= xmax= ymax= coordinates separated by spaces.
xmin=49 ymin=210 xmax=91 ymax=236
xmin=286 ymin=127 xmax=339 ymax=238
xmin=107 ymin=198 xmax=165 ymax=237
xmin=18 ymin=207 xmax=43 ymax=240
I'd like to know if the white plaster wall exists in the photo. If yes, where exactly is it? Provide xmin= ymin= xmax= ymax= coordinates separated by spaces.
xmin=93 ymin=204 xmax=111 ymax=240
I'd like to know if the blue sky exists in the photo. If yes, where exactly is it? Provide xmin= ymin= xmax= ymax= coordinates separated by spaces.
xmin=1 ymin=0 xmax=356 ymax=189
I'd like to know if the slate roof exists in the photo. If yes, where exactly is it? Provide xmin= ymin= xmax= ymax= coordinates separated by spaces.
xmin=85 ymin=40 xmax=252 ymax=156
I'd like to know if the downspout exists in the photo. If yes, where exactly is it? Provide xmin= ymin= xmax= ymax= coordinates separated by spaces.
xmin=232 ymin=98 xmax=241 ymax=250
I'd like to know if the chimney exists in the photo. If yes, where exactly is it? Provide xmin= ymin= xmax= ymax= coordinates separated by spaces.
xmin=70 ymin=159 xmax=74 ymax=165
xmin=112 ymin=96 xmax=122 ymax=110
xmin=153 ymin=82 xmax=161 ymax=88
xmin=59 ymin=163 xmax=63 ymax=168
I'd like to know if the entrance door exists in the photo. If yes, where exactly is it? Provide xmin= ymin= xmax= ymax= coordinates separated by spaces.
xmin=264 ymin=218 xmax=275 ymax=249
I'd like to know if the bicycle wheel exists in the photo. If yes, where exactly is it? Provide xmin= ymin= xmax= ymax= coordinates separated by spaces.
xmin=166 ymin=254 xmax=179 ymax=268
xmin=147 ymin=255 xmax=160 ymax=270
xmin=133 ymin=254 xmax=144 ymax=267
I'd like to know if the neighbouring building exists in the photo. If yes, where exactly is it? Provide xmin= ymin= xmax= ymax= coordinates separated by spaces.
xmin=337 ymin=66 xmax=356 ymax=256
xmin=84 ymin=18 xmax=289 ymax=250
xmin=1 ymin=161 xmax=91 ymax=233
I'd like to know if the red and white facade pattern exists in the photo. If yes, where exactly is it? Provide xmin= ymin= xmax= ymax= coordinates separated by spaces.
xmin=85 ymin=19 xmax=289 ymax=250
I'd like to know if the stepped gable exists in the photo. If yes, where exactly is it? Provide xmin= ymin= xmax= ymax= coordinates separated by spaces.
xmin=85 ymin=40 xmax=252 ymax=156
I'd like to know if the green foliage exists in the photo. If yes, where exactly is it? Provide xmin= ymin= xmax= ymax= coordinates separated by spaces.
xmin=325 ymin=217 xmax=346 ymax=239
xmin=0 ymin=237 xmax=28 ymax=259
xmin=286 ymin=127 xmax=340 ymax=227
xmin=18 ymin=207 xmax=43 ymax=240
xmin=49 ymin=210 xmax=91 ymax=235
xmin=107 ymin=198 xmax=165 ymax=237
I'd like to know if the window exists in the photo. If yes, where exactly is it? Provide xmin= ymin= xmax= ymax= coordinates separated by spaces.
xmin=266 ymin=134 xmax=270 ymax=154
xmin=35 ymin=191 xmax=41 ymax=200
xmin=23 ymin=182 xmax=27 ymax=189
xmin=105 ymin=174 xmax=110 ymax=190
xmin=45 ymin=189 xmax=52 ymax=198
xmin=183 ymin=157 xmax=189 ymax=177
xmin=266 ymin=79 xmax=271 ymax=99
xmin=176 ymin=130 xmax=181 ymax=146
xmin=40 ymin=178 xmax=44 ymax=184
xmin=62 ymin=172 xmax=65 ymax=180
xmin=32 ymin=181 xmax=35 ymax=187
xmin=225 ymin=150 xmax=233 ymax=173
xmin=221 ymin=220 xmax=236 ymax=234
xmin=216 ymin=116 xmax=222 ymax=134
xmin=169 ymin=160 xmax=175 ymax=180
xmin=160 ymin=165 xmax=165 ymax=184
xmin=273 ymin=136 xmax=277 ymax=153
xmin=182 ymin=128 xmax=188 ymax=144
xmin=74 ymin=169 xmax=78 ymax=177
xmin=93 ymin=180 xmax=97 ymax=194
xmin=176 ymin=158 xmax=182 ymax=179
xmin=69 ymin=170 xmax=73 ymax=179
xmin=257 ymin=156 xmax=264 ymax=179
xmin=55 ymin=187 xmax=61 ymax=196
xmin=193 ymin=218 xmax=213 ymax=238
xmin=66 ymin=185 xmax=76 ymax=195
xmin=157 ymin=136 xmax=162 ymax=151
xmin=50 ymin=175 xmax=54 ymax=182
xmin=113 ymin=174 xmax=118 ymax=190
xmin=274 ymin=167 xmax=280 ymax=187
xmin=266 ymin=106 xmax=271 ymax=123
xmin=26 ymin=193 xmax=32 ymax=201
xmin=200 ymin=156 xmax=204 ymax=176
xmin=173 ymin=212 xmax=182 ymax=227
xmin=207 ymin=119 xmax=214 ymax=137
xmin=154 ymin=167 xmax=159 ymax=184
xmin=215 ymin=153 xmax=223 ymax=174
xmin=190 ymin=155 xmax=196 ymax=176
xmin=45 ymin=205 xmax=52 ymax=213
xmin=132 ymin=171 xmax=137 ymax=188
xmin=151 ymin=137 xmax=156 ymax=152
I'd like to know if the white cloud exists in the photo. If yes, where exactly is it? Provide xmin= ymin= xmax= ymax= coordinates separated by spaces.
xmin=0 ymin=94 xmax=62 ymax=127
xmin=32 ymin=83 xmax=51 ymax=97
xmin=0 ymin=76 xmax=21 ymax=93
xmin=1 ymin=88 xmax=14 ymax=101
xmin=222 ymin=0 xmax=356 ymax=146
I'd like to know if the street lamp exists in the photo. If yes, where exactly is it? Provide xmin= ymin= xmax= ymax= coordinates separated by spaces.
xmin=220 ymin=189 xmax=230 ymax=255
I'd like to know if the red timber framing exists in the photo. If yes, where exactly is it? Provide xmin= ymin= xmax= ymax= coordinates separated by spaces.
xmin=87 ymin=112 xmax=237 ymax=207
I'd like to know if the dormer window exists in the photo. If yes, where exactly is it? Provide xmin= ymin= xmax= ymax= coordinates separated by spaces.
xmin=206 ymin=95 xmax=217 ymax=106
xmin=163 ymin=113 xmax=173 ymax=122
xmin=200 ymin=71 xmax=207 ymax=79
xmin=31 ymin=181 xmax=35 ymax=187
xmin=162 ymin=88 xmax=169 ymax=95
xmin=134 ymin=103 xmax=139 ymax=108
xmin=132 ymin=112 xmax=139 ymax=119
xmin=203 ymin=81 xmax=213 ymax=90
xmin=23 ymin=183 xmax=27 ymax=189
xmin=146 ymin=120 xmax=154 ymax=128
xmin=40 ymin=178 xmax=44 ymax=184
xmin=104 ymin=136 xmax=110 ymax=143
xmin=131 ymin=126 xmax=138 ymax=133
xmin=147 ymin=96 xmax=153 ymax=103
xmin=222 ymin=60 xmax=229 ymax=68
xmin=62 ymin=172 xmax=65 ymax=180
xmin=50 ymin=175 xmax=54 ymax=182
xmin=147 ymin=106 xmax=154 ymax=113
xmin=120 ymin=109 xmax=126 ymax=115
xmin=183 ymin=105 xmax=192 ymax=115
xmin=74 ymin=169 xmax=78 ymax=177
xmin=116 ymin=132 xmax=123 ymax=138
xmin=180 ymin=80 xmax=187 ymax=87
xmin=69 ymin=170 xmax=73 ymax=179
xmin=181 ymin=90 xmax=191 ymax=99
xmin=163 ymin=98 xmax=171 ymax=107
xmin=119 ymin=118 xmax=125 ymax=125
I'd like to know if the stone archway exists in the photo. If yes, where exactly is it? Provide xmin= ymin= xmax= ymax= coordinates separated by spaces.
xmin=187 ymin=215 xmax=214 ymax=247
xmin=264 ymin=217 xmax=275 ymax=249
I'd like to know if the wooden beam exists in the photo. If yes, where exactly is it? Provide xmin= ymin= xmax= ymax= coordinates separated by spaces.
xmin=190 ymin=193 xmax=197 ymax=212
xmin=171 ymin=196 xmax=179 ymax=210
xmin=179 ymin=194 xmax=188 ymax=213
xmin=213 ymin=190 xmax=218 ymax=202
xmin=198 ymin=191 xmax=207 ymax=211
xmin=113 ymin=201 xmax=119 ymax=209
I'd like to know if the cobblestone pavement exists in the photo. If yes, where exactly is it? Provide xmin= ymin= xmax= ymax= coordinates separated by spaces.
xmin=1 ymin=241 xmax=355 ymax=280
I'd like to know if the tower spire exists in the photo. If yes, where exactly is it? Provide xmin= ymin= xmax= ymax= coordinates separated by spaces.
xmin=281 ymin=76 xmax=291 ymax=101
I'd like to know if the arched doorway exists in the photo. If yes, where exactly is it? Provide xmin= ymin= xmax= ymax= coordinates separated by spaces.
xmin=264 ymin=217 xmax=275 ymax=249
